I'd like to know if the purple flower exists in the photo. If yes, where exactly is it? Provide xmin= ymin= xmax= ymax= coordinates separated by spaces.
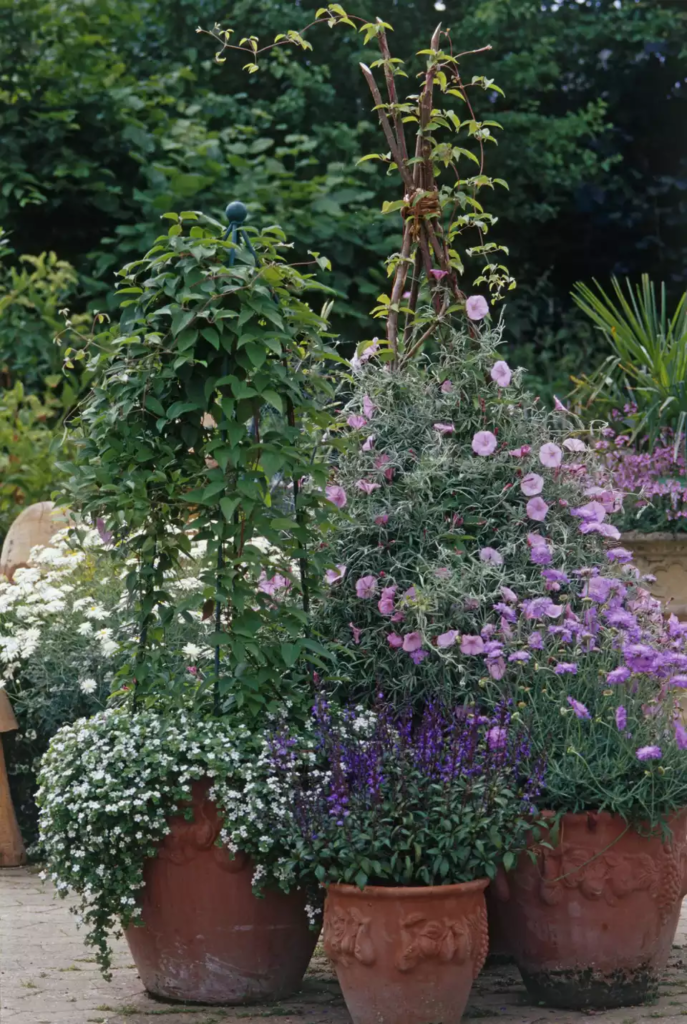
xmin=501 ymin=586 xmax=518 ymax=603
xmin=528 ymin=631 xmax=544 ymax=650
xmin=433 ymin=422 xmax=455 ymax=436
xmin=403 ymin=631 xmax=423 ymax=653
xmin=490 ymin=360 xmax=512 ymax=387
xmin=325 ymin=484 xmax=347 ymax=508
xmin=472 ymin=430 xmax=498 ymax=457
xmin=466 ymin=294 xmax=489 ymax=320
xmin=437 ymin=630 xmax=458 ymax=649
xmin=571 ymin=500 xmax=606 ymax=524
xmin=615 ymin=706 xmax=627 ymax=731
xmin=430 ymin=268 xmax=449 ymax=280
xmin=522 ymin=597 xmax=561 ymax=620
xmin=623 ymin=643 xmax=661 ymax=674
xmin=583 ymin=576 xmax=613 ymax=604
xmin=461 ymin=635 xmax=485 ymax=655
xmin=675 ymin=721 xmax=687 ymax=750
xmin=527 ymin=496 xmax=549 ymax=522
xmin=356 ymin=479 xmax=381 ymax=495
xmin=96 ymin=517 xmax=113 ymax=546
xmin=542 ymin=568 xmax=569 ymax=585
xmin=530 ymin=544 xmax=553 ymax=565
xmin=556 ymin=663 xmax=578 ymax=676
xmin=607 ymin=547 xmax=633 ymax=565
xmin=409 ymin=648 xmax=429 ymax=665
xmin=349 ymin=622 xmax=362 ymax=645
xmin=375 ymin=513 xmax=389 ymax=525
xmin=521 ymin=473 xmax=544 ymax=496
xmin=487 ymin=726 xmax=508 ymax=750
xmin=509 ymin=651 xmax=531 ymax=663
xmin=607 ymin=666 xmax=631 ymax=685
xmin=509 ymin=445 xmax=531 ymax=458
xmin=636 ymin=745 xmax=662 ymax=761
xmin=480 ymin=546 xmax=503 ymax=565
xmin=669 ymin=675 xmax=687 ymax=689
xmin=325 ymin=564 xmax=346 ymax=585
xmin=567 ymin=696 xmax=590 ymax=719
xmin=488 ymin=656 xmax=506 ymax=680
xmin=563 ymin=437 xmax=586 ymax=451
xmin=361 ymin=434 xmax=375 ymax=452
xmin=386 ymin=632 xmax=403 ymax=649
xmin=603 ymin=609 xmax=637 ymax=630
xmin=347 ymin=414 xmax=367 ymax=430
xmin=440 ymin=379 xmax=453 ymax=393
xmin=355 ymin=575 xmax=378 ymax=599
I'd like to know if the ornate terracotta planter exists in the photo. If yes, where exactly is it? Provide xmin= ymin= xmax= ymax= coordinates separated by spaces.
xmin=125 ymin=781 xmax=318 ymax=1004
xmin=622 ymin=531 xmax=687 ymax=619
xmin=323 ymin=879 xmax=489 ymax=1024
xmin=490 ymin=810 xmax=687 ymax=1010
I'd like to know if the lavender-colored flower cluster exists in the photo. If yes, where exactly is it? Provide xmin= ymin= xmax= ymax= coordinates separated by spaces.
xmin=600 ymin=423 xmax=687 ymax=532
xmin=267 ymin=696 xmax=545 ymax=888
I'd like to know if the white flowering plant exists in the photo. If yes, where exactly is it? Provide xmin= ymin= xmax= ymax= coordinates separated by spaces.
xmin=36 ymin=708 xmax=297 ymax=977
xmin=2 ymin=529 xmax=223 ymax=843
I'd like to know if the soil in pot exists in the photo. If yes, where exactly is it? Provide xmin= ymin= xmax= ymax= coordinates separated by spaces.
xmin=490 ymin=810 xmax=687 ymax=1010
xmin=125 ymin=780 xmax=319 ymax=1004
xmin=323 ymin=879 xmax=489 ymax=1024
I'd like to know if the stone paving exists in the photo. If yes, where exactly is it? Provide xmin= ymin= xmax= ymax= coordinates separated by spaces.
xmin=3 ymin=867 xmax=687 ymax=1024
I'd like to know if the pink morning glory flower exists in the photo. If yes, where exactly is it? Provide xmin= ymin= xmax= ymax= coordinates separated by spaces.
xmin=508 ymin=445 xmax=531 ymax=457
xmin=527 ymin=496 xmax=549 ymax=522
xmin=387 ymin=633 xmax=403 ymax=649
xmin=437 ymin=630 xmax=458 ymax=648
xmin=377 ymin=586 xmax=397 ymax=616
xmin=539 ymin=442 xmax=563 ymax=468
xmin=480 ymin=547 xmax=503 ymax=565
xmin=553 ymin=395 xmax=568 ymax=413
xmin=361 ymin=435 xmax=375 ymax=451
xmin=501 ymin=586 xmax=518 ymax=603
xmin=563 ymin=437 xmax=586 ymax=452
xmin=356 ymin=480 xmax=381 ymax=495
xmin=440 ymin=380 xmax=453 ymax=393
xmin=363 ymin=395 xmax=376 ymax=419
xmin=461 ymin=634 xmax=485 ymax=655
xmin=488 ymin=657 xmax=506 ymax=680
xmin=490 ymin=360 xmax=512 ymax=387
xmin=349 ymin=623 xmax=362 ymax=645
xmin=466 ymin=295 xmax=489 ymax=320
xmin=472 ymin=430 xmax=498 ymax=456
xmin=430 ymin=268 xmax=449 ymax=280
xmin=402 ymin=631 xmax=423 ymax=653
xmin=374 ymin=454 xmax=390 ymax=468
xmin=375 ymin=513 xmax=389 ymax=525
xmin=433 ymin=422 xmax=455 ymax=436
xmin=355 ymin=575 xmax=378 ymax=599
xmin=521 ymin=473 xmax=544 ymax=496
xmin=324 ymin=565 xmax=346 ymax=585
xmin=636 ymin=746 xmax=662 ymax=761
xmin=325 ymin=484 xmax=347 ymax=509
xmin=347 ymin=414 xmax=367 ymax=430
xmin=349 ymin=338 xmax=380 ymax=372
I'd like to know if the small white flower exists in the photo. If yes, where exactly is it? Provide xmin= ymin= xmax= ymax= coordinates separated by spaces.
xmin=79 ymin=678 xmax=98 ymax=695
xmin=182 ymin=642 xmax=203 ymax=659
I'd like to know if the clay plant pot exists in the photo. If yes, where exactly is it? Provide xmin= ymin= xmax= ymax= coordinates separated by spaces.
xmin=490 ymin=810 xmax=687 ymax=1010
xmin=323 ymin=879 xmax=489 ymax=1024
xmin=125 ymin=780 xmax=318 ymax=1004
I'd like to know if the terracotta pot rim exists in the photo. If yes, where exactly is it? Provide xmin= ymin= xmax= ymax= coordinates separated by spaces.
xmin=327 ymin=878 xmax=489 ymax=899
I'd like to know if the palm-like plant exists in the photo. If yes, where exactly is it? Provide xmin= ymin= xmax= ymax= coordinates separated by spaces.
xmin=571 ymin=275 xmax=687 ymax=451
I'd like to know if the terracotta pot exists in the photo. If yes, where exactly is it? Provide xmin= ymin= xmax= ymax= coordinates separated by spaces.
xmin=125 ymin=780 xmax=318 ymax=1004
xmin=490 ymin=810 xmax=687 ymax=1010
xmin=323 ymin=879 xmax=489 ymax=1024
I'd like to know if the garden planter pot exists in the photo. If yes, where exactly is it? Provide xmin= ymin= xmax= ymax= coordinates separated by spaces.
xmin=125 ymin=780 xmax=318 ymax=1004
xmin=490 ymin=810 xmax=687 ymax=1010
xmin=323 ymin=879 xmax=489 ymax=1024
xmin=622 ymin=531 xmax=687 ymax=620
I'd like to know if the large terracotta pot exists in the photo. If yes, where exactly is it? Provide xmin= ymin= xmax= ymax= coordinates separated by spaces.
xmin=125 ymin=781 xmax=318 ymax=1004
xmin=622 ymin=531 xmax=687 ymax=619
xmin=490 ymin=810 xmax=687 ymax=1010
xmin=323 ymin=879 xmax=489 ymax=1024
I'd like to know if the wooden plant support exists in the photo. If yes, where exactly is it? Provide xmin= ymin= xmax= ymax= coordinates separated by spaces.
xmin=0 ymin=501 xmax=70 ymax=581
xmin=0 ymin=690 xmax=26 ymax=866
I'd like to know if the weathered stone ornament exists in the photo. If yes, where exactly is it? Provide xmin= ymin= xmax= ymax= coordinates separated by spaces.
xmin=0 ymin=501 xmax=70 ymax=581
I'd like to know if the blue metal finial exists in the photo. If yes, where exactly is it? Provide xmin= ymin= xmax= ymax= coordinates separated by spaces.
xmin=225 ymin=200 xmax=248 ymax=225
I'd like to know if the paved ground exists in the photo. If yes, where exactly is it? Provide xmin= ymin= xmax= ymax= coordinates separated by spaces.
xmin=3 ymin=867 xmax=687 ymax=1024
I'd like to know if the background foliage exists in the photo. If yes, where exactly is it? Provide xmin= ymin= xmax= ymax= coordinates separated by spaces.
xmin=1 ymin=0 xmax=685 ymax=400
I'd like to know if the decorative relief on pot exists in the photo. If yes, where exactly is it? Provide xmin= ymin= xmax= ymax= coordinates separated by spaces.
xmin=158 ymin=799 xmax=220 ymax=865
xmin=396 ymin=905 xmax=488 ymax=978
xmin=323 ymin=906 xmax=376 ymax=966
xmin=532 ymin=839 xmax=687 ymax=922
